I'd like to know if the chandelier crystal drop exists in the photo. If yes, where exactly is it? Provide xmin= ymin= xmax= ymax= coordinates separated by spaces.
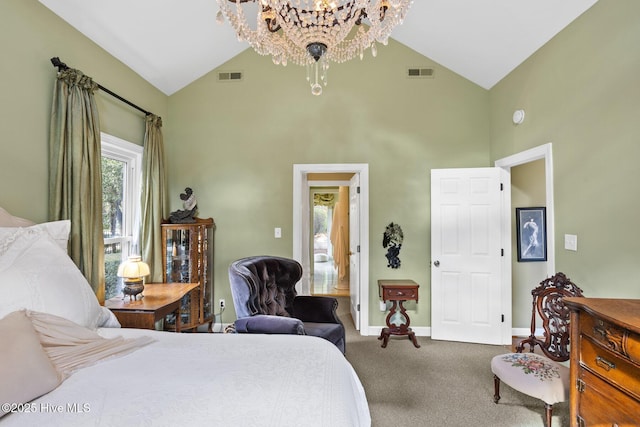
xmin=216 ymin=0 xmax=412 ymax=95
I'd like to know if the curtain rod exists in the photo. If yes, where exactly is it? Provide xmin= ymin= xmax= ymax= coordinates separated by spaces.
xmin=50 ymin=57 xmax=155 ymax=117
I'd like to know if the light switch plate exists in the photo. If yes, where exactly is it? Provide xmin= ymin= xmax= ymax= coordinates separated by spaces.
xmin=564 ymin=234 xmax=577 ymax=251
xmin=274 ymin=227 xmax=282 ymax=238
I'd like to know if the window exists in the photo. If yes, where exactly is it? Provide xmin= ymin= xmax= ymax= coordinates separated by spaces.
xmin=101 ymin=133 xmax=143 ymax=299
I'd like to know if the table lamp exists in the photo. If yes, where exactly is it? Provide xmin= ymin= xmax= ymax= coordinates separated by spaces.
xmin=117 ymin=255 xmax=150 ymax=301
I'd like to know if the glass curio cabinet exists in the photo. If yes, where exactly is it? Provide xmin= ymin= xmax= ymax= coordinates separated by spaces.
xmin=161 ymin=218 xmax=215 ymax=332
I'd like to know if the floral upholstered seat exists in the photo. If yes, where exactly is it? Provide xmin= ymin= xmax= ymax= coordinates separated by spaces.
xmin=491 ymin=272 xmax=583 ymax=427
xmin=491 ymin=352 xmax=569 ymax=409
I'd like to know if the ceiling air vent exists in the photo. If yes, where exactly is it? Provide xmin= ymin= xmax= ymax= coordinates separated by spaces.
xmin=218 ymin=71 xmax=243 ymax=82
xmin=407 ymin=67 xmax=434 ymax=79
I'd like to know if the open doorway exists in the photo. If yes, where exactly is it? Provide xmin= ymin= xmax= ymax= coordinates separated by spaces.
xmin=311 ymin=186 xmax=350 ymax=297
xmin=495 ymin=143 xmax=555 ymax=339
xmin=293 ymin=164 xmax=370 ymax=333
xmin=430 ymin=144 xmax=554 ymax=345
xmin=495 ymin=143 xmax=556 ymax=278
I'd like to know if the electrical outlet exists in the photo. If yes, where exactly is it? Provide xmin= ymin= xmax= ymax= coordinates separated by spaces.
xmin=219 ymin=299 xmax=225 ymax=309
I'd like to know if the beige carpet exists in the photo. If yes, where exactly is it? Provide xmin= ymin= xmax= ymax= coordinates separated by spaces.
xmin=336 ymin=297 xmax=569 ymax=427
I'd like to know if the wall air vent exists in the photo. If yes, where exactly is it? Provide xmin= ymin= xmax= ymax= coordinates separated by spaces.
xmin=218 ymin=71 xmax=243 ymax=82
xmin=407 ymin=67 xmax=435 ymax=79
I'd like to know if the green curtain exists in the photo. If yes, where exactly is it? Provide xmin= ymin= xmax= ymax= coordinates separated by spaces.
xmin=313 ymin=193 xmax=335 ymax=206
xmin=140 ymin=114 xmax=167 ymax=283
xmin=49 ymin=68 xmax=105 ymax=303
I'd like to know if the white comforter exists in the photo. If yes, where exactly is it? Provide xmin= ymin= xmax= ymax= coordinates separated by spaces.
xmin=2 ymin=329 xmax=370 ymax=427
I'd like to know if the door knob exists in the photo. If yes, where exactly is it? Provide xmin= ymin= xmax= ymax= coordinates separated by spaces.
xmin=433 ymin=260 xmax=440 ymax=267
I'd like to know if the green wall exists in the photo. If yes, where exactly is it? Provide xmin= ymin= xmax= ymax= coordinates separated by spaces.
xmin=489 ymin=0 xmax=640 ymax=300
xmin=165 ymin=43 xmax=490 ymax=326
xmin=0 ymin=0 xmax=167 ymax=222
xmin=3 ymin=0 xmax=638 ymax=332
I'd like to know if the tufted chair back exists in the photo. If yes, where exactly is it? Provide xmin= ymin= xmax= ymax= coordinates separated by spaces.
xmin=229 ymin=256 xmax=303 ymax=319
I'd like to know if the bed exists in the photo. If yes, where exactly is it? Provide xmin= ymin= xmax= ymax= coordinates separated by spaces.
xmin=0 ymin=208 xmax=371 ymax=426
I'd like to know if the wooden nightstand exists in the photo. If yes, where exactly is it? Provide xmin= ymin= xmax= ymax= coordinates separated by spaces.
xmin=377 ymin=279 xmax=420 ymax=348
xmin=105 ymin=282 xmax=200 ymax=331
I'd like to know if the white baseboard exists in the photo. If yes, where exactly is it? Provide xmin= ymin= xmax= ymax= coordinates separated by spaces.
xmin=512 ymin=327 xmax=532 ymax=337
xmin=366 ymin=326 xmax=539 ymax=338
xmin=210 ymin=322 xmax=538 ymax=340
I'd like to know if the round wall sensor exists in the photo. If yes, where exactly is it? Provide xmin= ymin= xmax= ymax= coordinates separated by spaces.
xmin=512 ymin=109 xmax=525 ymax=125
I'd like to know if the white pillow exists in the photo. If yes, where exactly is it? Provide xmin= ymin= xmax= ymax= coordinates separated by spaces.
xmin=0 ymin=229 xmax=104 ymax=329
xmin=0 ymin=220 xmax=70 ymax=252
xmin=98 ymin=306 xmax=121 ymax=328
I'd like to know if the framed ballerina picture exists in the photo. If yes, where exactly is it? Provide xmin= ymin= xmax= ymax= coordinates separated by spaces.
xmin=516 ymin=207 xmax=547 ymax=262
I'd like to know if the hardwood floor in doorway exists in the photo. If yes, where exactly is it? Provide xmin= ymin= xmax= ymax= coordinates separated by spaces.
xmin=312 ymin=260 xmax=349 ymax=297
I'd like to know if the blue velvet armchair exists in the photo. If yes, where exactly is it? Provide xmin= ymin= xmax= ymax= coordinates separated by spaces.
xmin=228 ymin=256 xmax=346 ymax=354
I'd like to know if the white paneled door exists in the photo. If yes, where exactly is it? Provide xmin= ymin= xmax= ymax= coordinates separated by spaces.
xmin=430 ymin=168 xmax=506 ymax=345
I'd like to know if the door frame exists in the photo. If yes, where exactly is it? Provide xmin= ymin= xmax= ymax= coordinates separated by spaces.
xmin=495 ymin=143 xmax=556 ymax=278
xmin=293 ymin=164 xmax=370 ymax=335
xmin=495 ymin=143 xmax=555 ymax=338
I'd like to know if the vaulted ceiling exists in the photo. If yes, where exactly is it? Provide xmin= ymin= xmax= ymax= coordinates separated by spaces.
xmin=39 ymin=0 xmax=598 ymax=95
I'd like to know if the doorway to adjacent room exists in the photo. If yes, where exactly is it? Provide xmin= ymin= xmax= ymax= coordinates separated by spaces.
xmin=293 ymin=163 xmax=370 ymax=333
xmin=311 ymin=186 xmax=350 ymax=297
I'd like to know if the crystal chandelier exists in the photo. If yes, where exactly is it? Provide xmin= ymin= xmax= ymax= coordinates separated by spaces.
xmin=216 ymin=0 xmax=412 ymax=95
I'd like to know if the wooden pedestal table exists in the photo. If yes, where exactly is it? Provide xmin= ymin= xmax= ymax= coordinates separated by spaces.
xmin=377 ymin=280 xmax=420 ymax=348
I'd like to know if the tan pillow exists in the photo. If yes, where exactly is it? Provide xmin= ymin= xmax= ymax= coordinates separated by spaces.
xmin=0 ymin=310 xmax=62 ymax=418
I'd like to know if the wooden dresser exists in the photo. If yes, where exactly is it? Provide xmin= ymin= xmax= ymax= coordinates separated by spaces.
xmin=564 ymin=298 xmax=640 ymax=426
